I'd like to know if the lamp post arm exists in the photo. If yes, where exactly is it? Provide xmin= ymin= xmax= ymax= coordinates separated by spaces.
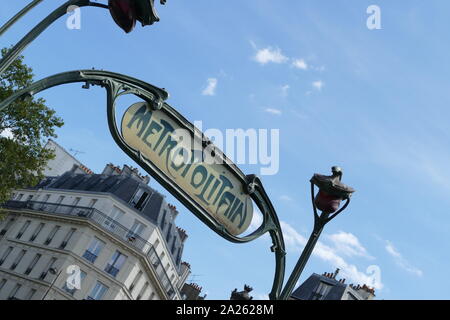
xmin=279 ymin=214 xmax=327 ymax=300
xmin=0 ymin=0 xmax=108 ymax=76
xmin=0 ymin=0 xmax=44 ymax=37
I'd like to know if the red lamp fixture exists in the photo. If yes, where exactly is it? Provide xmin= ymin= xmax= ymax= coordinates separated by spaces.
xmin=310 ymin=166 xmax=355 ymax=214
xmin=108 ymin=0 xmax=166 ymax=33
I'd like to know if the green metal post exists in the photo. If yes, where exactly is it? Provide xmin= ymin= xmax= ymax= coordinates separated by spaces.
xmin=279 ymin=215 xmax=326 ymax=300
xmin=0 ymin=0 xmax=108 ymax=76
xmin=0 ymin=0 xmax=44 ymax=37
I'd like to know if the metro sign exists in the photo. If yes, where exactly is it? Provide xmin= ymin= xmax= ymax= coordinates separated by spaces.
xmin=121 ymin=102 xmax=254 ymax=235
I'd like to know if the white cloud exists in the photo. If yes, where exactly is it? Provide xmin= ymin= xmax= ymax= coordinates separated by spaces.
xmin=327 ymin=231 xmax=374 ymax=259
xmin=312 ymin=80 xmax=324 ymax=91
xmin=202 ymin=78 xmax=218 ymax=96
xmin=280 ymin=221 xmax=383 ymax=289
xmin=385 ymin=241 xmax=423 ymax=277
xmin=279 ymin=195 xmax=293 ymax=201
xmin=265 ymin=108 xmax=282 ymax=115
xmin=280 ymin=85 xmax=290 ymax=97
xmin=254 ymin=47 xmax=288 ymax=65
xmin=292 ymin=58 xmax=308 ymax=70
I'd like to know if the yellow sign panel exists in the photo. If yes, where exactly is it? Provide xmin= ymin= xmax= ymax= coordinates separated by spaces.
xmin=121 ymin=102 xmax=253 ymax=235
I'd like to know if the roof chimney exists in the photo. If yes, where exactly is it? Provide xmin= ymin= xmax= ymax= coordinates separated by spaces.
xmin=177 ymin=226 xmax=188 ymax=243
xmin=333 ymin=268 xmax=340 ymax=279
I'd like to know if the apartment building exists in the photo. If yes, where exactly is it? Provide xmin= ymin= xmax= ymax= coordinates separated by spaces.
xmin=291 ymin=269 xmax=376 ymax=300
xmin=0 ymin=160 xmax=193 ymax=300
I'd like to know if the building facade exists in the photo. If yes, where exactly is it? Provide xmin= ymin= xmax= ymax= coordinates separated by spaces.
xmin=291 ymin=269 xmax=376 ymax=300
xmin=42 ymin=139 xmax=93 ymax=177
xmin=0 ymin=142 xmax=196 ymax=300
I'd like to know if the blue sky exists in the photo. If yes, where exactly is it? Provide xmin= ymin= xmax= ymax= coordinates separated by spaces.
xmin=2 ymin=0 xmax=450 ymax=299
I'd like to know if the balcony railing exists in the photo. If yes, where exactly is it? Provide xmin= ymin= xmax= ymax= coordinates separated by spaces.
xmin=82 ymin=250 xmax=98 ymax=263
xmin=104 ymin=264 xmax=120 ymax=277
xmin=2 ymin=200 xmax=177 ymax=299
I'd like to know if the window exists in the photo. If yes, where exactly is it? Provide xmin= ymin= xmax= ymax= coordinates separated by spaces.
xmin=16 ymin=194 xmax=24 ymax=201
xmin=347 ymin=292 xmax=358 ymax=300
xmin=56 ymin=196 xmax=65 ymax=205
xmin=171 ymin=238 xmax=177 ymax=254
xmin=104 ymin=251 xmax=127 ymax=277
xmin=10 ymin=249 xmax=26 ymax=270
xmin=88 ymin=199 xmax=97 ymax=208
xmin=40 ymin=195 xmax=51 ymax=210
xmin=105 ymin=206 xmax=124 ymax=230
xmin=9 ymin=283 xmax=21 ymax=300
xmin=54 ymin=196 xmax=65 ymax=212
xmin=83 ymin=238 xmax=105 ymax=263
xmin=127 ymin=220 xmax=146 ymax=239
xmin=68 ymin=197 xmax=81 ymax=214
xmin=131 ymin=188 xmax=150 ymax=211
xmin=24 ymin=288 xmax=36 ymax=300
xmin=26 ymin=195 xmax=33 ymax=202
xmin=153 ymin=239 xmax=160 ymax=250
xmin=63 ymin=270 xmax=87 ymax=295
xmin=0 ymin=246 xmax=13 ymax=266
xmin=136 ymin=282 xmax=149 ymax=300
xmin=39 ymin=257 xmax=57 ymax=280
xmin=87 ymin=281 xmax=108 ymax=300
xmin=150 ymin=251 xmax=160 ymax=268
xmin=311 ymin=282 xmax=333 ymax=300
xmin=0 ymin=279 xmax=6 ymax=291
xmin=44 ymin=226 xmax=60 ymax=245
xmin=29 ymin=223 xmax=45 ymax=242
xmin=16 ymin=220 xmax=31 ymax=240
xmin=166 ymin=225 xmax=172 ymax=242
xmin=59 ymin=228 xmax=76 ymax=250
xmin=0 ymin=218 xmax=15 ymax=236
xmin=160 ymin=210 xmax=167 ymax=228
xmin=129 ymin=270 xmax=143 ymax=292
xmin=25 ymin=253 xmax=41 ymax=275
xmin=176 ymin=248 xmax=182 ymax=265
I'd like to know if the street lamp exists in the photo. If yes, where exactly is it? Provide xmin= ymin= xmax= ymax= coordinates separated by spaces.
xmin=279 ymin=166 xmax=355 ymax=300
xmin=42 ymin=267 xmax=63 ymax=300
